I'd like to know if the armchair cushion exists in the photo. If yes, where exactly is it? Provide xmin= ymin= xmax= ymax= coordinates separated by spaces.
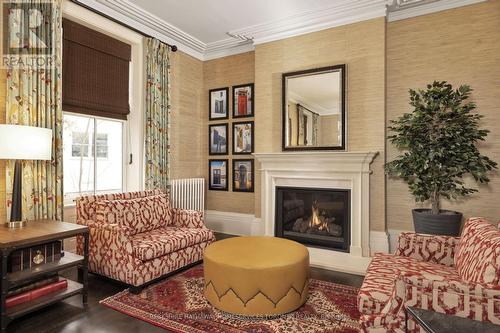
xmin=359 ymin=253 xmax=459 ymax=316
xmin=395 ymin=232 xmax=459 ymax=267
xmin=455 ymin=217 xmax=500 ymax=285
xmin=130 ymin=227 xmax=215 ymax=261
xmin=76 ymin=189 xmax=163 ymax=222
xmin=95 ymin=194 xmax=171 ymax=235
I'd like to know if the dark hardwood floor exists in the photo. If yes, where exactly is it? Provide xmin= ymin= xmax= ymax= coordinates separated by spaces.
xmin=7 ymin=233 xmax=364 ymax=333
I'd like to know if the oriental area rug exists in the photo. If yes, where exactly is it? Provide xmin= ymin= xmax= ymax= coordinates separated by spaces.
xmin=100 ymin=265 xmax=361 ymax=333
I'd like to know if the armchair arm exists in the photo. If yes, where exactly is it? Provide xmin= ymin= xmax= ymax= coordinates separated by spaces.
xmin=395 ymin=232 xmax=460 ymax=267
xmin=361 ymin=268 xmax=500 ymax=332
xmin=400 ymin=271 xmax=500 ymax=300
xmin=360 ymin=272 xmax=500 ymax=332
xmin=170 ymin=208 xmax=206 ymax=228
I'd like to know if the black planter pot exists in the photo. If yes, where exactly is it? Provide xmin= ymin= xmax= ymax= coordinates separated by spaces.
xmin=412 ymin=209 xmax=463 ymax=236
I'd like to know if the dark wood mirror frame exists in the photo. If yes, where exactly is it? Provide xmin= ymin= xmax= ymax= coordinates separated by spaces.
xmin=281 ymin=64 xmax=346 ymax=151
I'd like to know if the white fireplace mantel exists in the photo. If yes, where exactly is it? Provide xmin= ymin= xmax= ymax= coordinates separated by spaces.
xmin=253 ymin=151 xmax=379 ymax=275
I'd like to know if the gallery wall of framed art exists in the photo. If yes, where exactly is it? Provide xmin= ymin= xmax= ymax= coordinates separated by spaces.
xmin=208 ymin=82 xmax=255 ymax=193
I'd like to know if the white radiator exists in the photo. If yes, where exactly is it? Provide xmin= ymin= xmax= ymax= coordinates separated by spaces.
xmin=170 ymin=178 xmax=205 ymax=214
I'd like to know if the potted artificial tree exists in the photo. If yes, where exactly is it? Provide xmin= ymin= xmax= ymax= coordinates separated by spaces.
xmin=385 ymin=81 xmax=497 ymax=236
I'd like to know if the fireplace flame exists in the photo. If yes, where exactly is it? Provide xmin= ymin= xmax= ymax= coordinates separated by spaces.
xmin=309 ymin=200 xmax=330 ymax=232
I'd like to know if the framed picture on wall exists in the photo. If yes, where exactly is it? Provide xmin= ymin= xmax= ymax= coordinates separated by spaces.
xmin=232 ymin=83 xmax=254 ymax=118
xmin=232 ymin=159 xmax=254 ymax=192
xmin=232 ymin=121 xmax=254 ymax=155
xmin=209 ymin=159 xmax=228 ymax=191
xmin=209 ymin=87 xmax=229 ymax=120
xmin=209 ymin=123 xmax=228 ymax=155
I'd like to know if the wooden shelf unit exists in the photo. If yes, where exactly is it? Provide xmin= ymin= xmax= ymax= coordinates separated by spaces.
xmin=0 ymin=220 xmax=89 ymax=333
xmin=8 ymin=252 xmax=84 ymax=287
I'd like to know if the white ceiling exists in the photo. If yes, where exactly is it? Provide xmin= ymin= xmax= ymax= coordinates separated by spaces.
xmin=129 ymin=0 xmax=337 ymax=44
xmin=78 ymin=0 xmax=486 ymax=60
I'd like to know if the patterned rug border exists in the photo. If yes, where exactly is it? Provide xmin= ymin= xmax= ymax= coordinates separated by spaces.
xmin=101 ymin=291 xmax=199 ymax=333
xmin=100 ymin=265 xmax=361 ymax=333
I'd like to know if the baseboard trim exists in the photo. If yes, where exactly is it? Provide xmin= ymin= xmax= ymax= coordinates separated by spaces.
xmin=204 ymin=210 xmax=256 ymax=236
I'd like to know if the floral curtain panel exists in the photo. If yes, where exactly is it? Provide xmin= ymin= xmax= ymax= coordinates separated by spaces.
xmin=5 ymin=0 xmax=63 ymax=221
xmin=144 ymin=38 xmax=171 ymax=191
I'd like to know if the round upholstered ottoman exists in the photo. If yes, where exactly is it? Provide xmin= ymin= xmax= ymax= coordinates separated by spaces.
xmin=203 ymin=236 xmax=309 ymax=316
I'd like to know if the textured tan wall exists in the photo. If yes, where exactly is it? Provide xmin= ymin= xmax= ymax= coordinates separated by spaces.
xmin=170 ymin=51 xmax=205 ymax=179
xmin=386 ymin=0 xmax=500 ymax=230
xmin=0 ymin=70 xmax=5 ymax=222
xmin=203 ymin=52 xmax=255 ymax=214
xmin=254 ymin=18 xmax=386 ymax=231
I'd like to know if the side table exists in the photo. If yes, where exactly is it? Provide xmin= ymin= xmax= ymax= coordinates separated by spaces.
xmin=0 ymin=220 xmax=89 ymax=333
xmin=406 ymin=306 xmax=499 ymax=333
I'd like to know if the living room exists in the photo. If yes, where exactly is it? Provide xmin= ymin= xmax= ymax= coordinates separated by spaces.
xmin=0 ymin=0 xmax=498 ymax=332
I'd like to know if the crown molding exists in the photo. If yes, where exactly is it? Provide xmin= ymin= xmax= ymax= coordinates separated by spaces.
xmin=229 ymin=0 xmax=390 ymax=45
xmin=75 ymin=0 xmax=486 ymax=60
xmin=387 ymin=0 xmax=486 ymax=21
xmin=92 ymin=0 xmax=205 ymax=58
xmin=203 ymin=39 xmax=255 ymax=61
xmin=91 ymin=0 xmax=254 ymax=60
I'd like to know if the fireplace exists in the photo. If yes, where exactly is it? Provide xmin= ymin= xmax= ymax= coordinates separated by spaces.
xmin=275 ymin=187 xmax=350 ymax=252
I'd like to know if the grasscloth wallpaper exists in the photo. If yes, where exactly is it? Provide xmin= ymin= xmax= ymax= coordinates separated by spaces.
xmin=386 ymin=0 xmax=500 ymax=230
xmin=203 ymin=52 xmax=255 ymax=214
xmin=254 ymin=18 xmax=386 ymax=231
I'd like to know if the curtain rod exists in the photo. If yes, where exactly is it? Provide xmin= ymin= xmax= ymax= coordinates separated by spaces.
xmin=69 ymin=0 xmax=178 ymax=52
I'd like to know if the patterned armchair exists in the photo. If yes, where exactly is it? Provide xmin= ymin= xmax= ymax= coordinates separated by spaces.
xmin=76 ymin=190 xmax=215 ymax=291
xmin=358 ymin=217 xmax=500 ymax=332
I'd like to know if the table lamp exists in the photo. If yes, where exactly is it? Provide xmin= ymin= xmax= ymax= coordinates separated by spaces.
xmin=0 ymin=124 xmax=53 ymax=228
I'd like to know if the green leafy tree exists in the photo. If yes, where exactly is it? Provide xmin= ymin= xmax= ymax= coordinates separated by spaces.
xmin=385 ymin=81 xmax=497 ymax=215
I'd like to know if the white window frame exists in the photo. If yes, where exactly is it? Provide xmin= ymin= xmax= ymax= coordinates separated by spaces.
xmin=63 ymin=111 xmax=128 ymax=206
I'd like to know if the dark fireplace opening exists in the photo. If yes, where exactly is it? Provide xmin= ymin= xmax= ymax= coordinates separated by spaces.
xmin=275 ymin=187 xmax=350 ymax=252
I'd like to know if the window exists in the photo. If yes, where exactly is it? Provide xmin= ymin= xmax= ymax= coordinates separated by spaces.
xmin=71 ymin=131 xmax=90 ymax=157
xmin=95 ymin=133 xmax=108 ymax=158
xmin=71 ymin=132 xmax=108 ymax=158
xmin=63 ymin=113 xmax=124 ymax=204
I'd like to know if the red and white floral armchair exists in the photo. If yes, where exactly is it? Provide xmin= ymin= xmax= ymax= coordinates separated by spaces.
xmin=76 ymin=190 xmax=215 ymax=291
xmin=358 ymin=217 xmax=500 ymax=332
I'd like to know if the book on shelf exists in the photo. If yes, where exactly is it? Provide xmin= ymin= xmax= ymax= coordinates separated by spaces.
xmin=8 ymin=274 xmax=60 ymax=297
xmin=6 ymin=279 xmax=68 ymax=308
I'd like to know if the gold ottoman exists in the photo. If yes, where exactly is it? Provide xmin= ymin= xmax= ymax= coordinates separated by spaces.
xmin=203 ymin=236 xmax=309 ymax=316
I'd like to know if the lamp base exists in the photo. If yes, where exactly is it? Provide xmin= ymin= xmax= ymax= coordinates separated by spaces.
xmin=4 ymin=221 xmax=27 ymax=228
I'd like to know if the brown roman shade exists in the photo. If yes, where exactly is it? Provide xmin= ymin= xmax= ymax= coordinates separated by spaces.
xmin=62 ymin=19 xmax=131 ymax=120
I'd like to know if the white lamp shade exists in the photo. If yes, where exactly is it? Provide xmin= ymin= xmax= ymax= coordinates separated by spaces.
xmin=0 ymin=125 xmax=52 ymax=160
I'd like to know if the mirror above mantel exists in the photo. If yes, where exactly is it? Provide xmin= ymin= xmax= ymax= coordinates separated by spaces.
xmin=282 ymin=65 xmax=346 ymax=151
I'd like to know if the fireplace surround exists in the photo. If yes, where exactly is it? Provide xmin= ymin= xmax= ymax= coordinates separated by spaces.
xmin=254 ymin=151 xmax=382 ymax=274
xmin=275 ymin=187 xmax=350 ymax=251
